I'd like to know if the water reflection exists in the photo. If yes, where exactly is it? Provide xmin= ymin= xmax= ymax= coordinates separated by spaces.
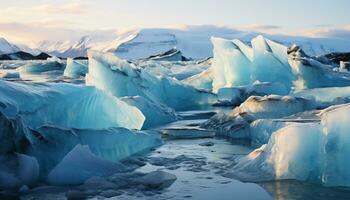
xmin=260 ymin=180 xmax=350 ymax=200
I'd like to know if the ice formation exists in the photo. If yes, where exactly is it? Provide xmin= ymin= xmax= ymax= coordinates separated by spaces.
xmin=216 ymin=81 xmax=289 ymax=106
xmin=293 ymin=86 xmax=350 ymax=105
xmin=183 ymin=67 xmax=214 ymax=91
xmin=86 ymin=51 xmax=217 ymax=110
xmin=0 ymin=153 xmax=39 ymax=189
xmin=288 ymin=45 xmax=350 ymax=90
xmin=63 ymin=58 xmax=88 ymax=78
xmin=120 ymin=96 xmax=177 ymax=129
xmin=47 ymin=145 xmax=123 ymax=185
xmin=0 ymin=71 xmax=20 ymax=79
xmin=232 ymin=95 xmax=316 ymax=119
xmin=197 ymin=36 xmax=350 ymax=94
xmin=18 ymin=61 xmax=63 ymax=75
xmin=0 ymin=80 xmax=144 ymax=130
xmin=229 ymin=103 xmax=350 ymax=187
xmin=0 ymin=80 xmax=163 ymax=188
xmin=137 ymin=57 xmax=211 ymax=81
xmin=211 ymin=36 xmax=293 ymax=93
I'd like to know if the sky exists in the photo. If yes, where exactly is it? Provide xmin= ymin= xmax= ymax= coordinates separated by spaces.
xmin=1 ymin=0 xmax=350 ymax=45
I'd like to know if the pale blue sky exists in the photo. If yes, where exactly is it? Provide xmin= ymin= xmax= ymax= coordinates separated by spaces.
xmin=0 ymin=0 xmax=349 ymax=44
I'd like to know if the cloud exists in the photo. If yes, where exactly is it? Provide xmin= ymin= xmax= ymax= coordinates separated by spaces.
xmin=32 ymin=3 xmax=87 ymax=15
xmin=0 ymin=22 xmax=116 ymax=46
xmin=297 ymin=25 xmax=350 ymax=39
xmin=241 ymin=24 xmax=281 ymax=30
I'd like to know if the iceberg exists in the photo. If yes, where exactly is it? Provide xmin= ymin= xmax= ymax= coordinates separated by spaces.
xmin=232 ymin=95 xmax=316 ymax=119
xmin=63 ymin=58 xmax=88 ymax=78
xmin=120 ymin=96 xmax=177 ymax=129
xmin=229 ymin=103 xmax=350 ymax=187
xmin=0 ymin=80 xmax=144 ymax=130
xmin=0 ymin=71 xmax=20 ymax=79
xmin=216 ymin=81 xmax=289 ymax=106
xmin=202 ymin=94 xmax=317 ymax=139
xmin=0 ymin=80 xmax=162 ymax=187
xmin=293 ymin=86 xmax=350 ymax=105
xmin=211 ymin=36 xmax=293 ymax=93
xmin=18 ymin=61 xmax=63 ymax=74
xmin=195 ymin=36 xmax=350 ymax=94
xmin=288 ymin=45 xmax=350 ymax=90
xmin=86 ymin=51 xmax=217 ymax=110
xmin=7 ymin=122 xmax=161 ymax=181
xmin=182 ymin=67 xmax=214 ymax=91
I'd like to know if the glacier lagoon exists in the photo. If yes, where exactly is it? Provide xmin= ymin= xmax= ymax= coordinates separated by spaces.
xmin=2 ymin=36 xmax=350 ymax=200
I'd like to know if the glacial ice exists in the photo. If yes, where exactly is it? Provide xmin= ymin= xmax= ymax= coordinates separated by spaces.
xmin=0 ymin=80 xmax=144 ymax=130
xmin=216 ymin=81 xmax=289 ymax=106
xmin=232 ymin=95 xmax=316 ymax=119
xmin=293 ymin=86 xmax=350 ymax=104
xmin=199 ymin=36 xmax=350 ymax=94
xmin=182 ymin=67 xmax=214 ymax=91
xmin=288 ymin=45 xmax=350 ymax=90
xmin=47 ymin=145 xmax=123 ymax=185
xmin=202 ymin=94 xmax=318 ymax=140
xmin=86 ymin=51 xmax=217 ymax=110
xmin=63 ymin=58 xmax=88 ymax=78
xmin=229 ymin=103 xmax=350 ymax=187
xmin=120 ymin=96 xmax=177 ymax=129
xmin=0 ymin=71 xmax=20 ymax=79
xmin=211 ymin=36 xmax=293 ymax=93
xmin=18 ymin=61 xmax=64 ymax=75
xmin=0 ymin=79 xmax=165 ymax=187
xmin=0 ymin=153 xmax=39 ymax=189
xmin=137 ymin=58 xmax=210 ymax=81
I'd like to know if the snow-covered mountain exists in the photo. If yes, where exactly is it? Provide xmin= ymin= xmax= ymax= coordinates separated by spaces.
xmin=21 ymin=26 xmax=350 ymax=59
xmin=0 ymin=37 xmax=20 ymax=55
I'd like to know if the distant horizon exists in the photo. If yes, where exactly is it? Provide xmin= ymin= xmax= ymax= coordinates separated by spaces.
xmin=1 ymin=0 xmax=350 ymax=45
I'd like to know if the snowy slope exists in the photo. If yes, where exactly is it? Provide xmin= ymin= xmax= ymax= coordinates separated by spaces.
xmin=29 ymin=26 xmax=350 ymax=59
xmin=0 ymin=37 xmax=20 ymax=55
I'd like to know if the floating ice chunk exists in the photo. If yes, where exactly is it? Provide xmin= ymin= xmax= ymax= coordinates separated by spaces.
xmin=0 ymin=71 xmax=20 ymax=79
xmin=47 ymin=145 xmax=122 ymax=185
xmin=86 ymin=51 xmax=216 ymax=110
xmin=211 ymin=37 xmax=253 ymax=92
xmin=0 ymin=111 xmax=161 ymax=182
xmin=340 ymin=61 xmax=350 ymax=72
xmin=182 ymin=67 xmax=214 ymax=91
xmin=319 ymin=103 xmax=350 ymax=186
xmin=229 ymin=123 xmax=323 ymax=182
xmin=0 ymin=153 xmax=39 ymax=189
xmin=252 ymin=35 xmax=288 ymax=65
xmin=230 ymin=103 xmax=350 ymax=187
xmin=288 ymin=45 xmax=350 ymax=90
xmin=201 ymin=112 xmax=254 ymax=139
xmin=249 ymin=119 xmax=295 ymax=147
xmin=0 ymin=80 xmax=144 ymax=130
xmin=136 ymin=57 xmax=210 ymax=81
xmin=120 ymin=96 xmax=177 ymax=129
xmin=18 ymin=61 xmax=63 ymax=74
xmin=293 ymin=86 xmax=350 ymax=104
xmin=47 ymin=56 xmax=63 ymax=63
xmin=216 ymin=81 xmax=289 ymax=106
xmin=63 ymin=58 xmax=88 ymax=78
xmin=233 ymin=95 xmax=316 ymax=119
xmin=211 ymin=36 xmax=293 ymax=93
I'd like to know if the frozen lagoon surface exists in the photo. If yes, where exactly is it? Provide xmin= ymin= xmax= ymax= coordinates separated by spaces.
xmin=3 ymin=36 xmax=350 ymax=199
